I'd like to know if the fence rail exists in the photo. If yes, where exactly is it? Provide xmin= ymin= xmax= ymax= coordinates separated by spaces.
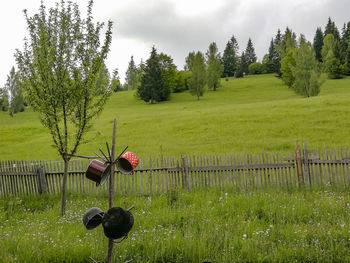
xmin=1 ymin=142 xmax=350 ymax=196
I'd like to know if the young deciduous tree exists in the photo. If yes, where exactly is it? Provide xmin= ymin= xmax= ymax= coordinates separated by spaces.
xmin=0 ymin=86 xmax=9 ymax=111
xmin=15 ymin=0 xmax=113 ymax=215
xmin=206 ymin=42 xmax=224 ymax=91
xmin=188 ymin=52 xmax=206 ymax=100
xmin=291 ymin=41 xmax=323 ymax=97
xmin=322 ymin=34 xmax=342 ymax=79
xmin=4 ymin=67 xmax=25 ymax=116
xmin=158 ymin=53 xmax=177 ymax=94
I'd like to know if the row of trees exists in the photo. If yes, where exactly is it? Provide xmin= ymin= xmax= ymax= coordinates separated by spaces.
xmin=0 ymin=67 xmax=25 ymax=116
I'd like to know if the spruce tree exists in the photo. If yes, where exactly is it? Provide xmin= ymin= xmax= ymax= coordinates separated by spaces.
xmin=273 ymin=29 xmax=282 ymax=76
xmin=3 ymin=67 xmax=25 ymax=116
xmin=313 ymin=27 xmax=324 ymax=62
xmin=235 ymin=52 xmax=248 ymax=78
xmin=206 ymin=42 xmax=224 ymax=91
xmin=124 ymin=56 xmax=139 ymax=90
xmin=137 ymin=46 xmax=168 ymax=103
xmin=245 ymin=38 xmax=257 ymax=67
xmin=110 ymin=68 xmax=121 ymax=92
xmin=222 ymin=35 xmax=239 ymax=77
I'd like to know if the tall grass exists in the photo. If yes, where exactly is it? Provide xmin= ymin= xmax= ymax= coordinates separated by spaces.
xmin=1 ymin=74 xmax=350 ymax=160
xmin=0 ymin=187 xmax=349 ymax=262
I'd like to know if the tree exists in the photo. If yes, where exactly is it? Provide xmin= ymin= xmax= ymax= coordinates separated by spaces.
xmin=95 ymin=62 xmax=110 ymax=94
xmin=124 ymin=56 xmax=139 ymax=90
xmin=322 ymin=34 xmax=342 ymax=79
xmin=249 ymin=62 xmax=265 ymax=74
xmin=280 ymin=49 xmax=297 ymax=88
xmin=266 ymin=38 xmax=279 ymax=73
xmin=0 ymin=87 xmax=9 ymax=111
xmin=291 ymin=41 xmax=323 ymax=97
xmin=184 ymin=51 xmax=195 ymax=71
xmin=235 ymin=52 xmax=248 ymax=78
xmin=245 ymin=38 xmax=257 ymax=68
xmin=110 ymin=68 xmax=122 ymax=92
xmin=188 ymin=51 xmax=206 ymax=100
xmin=174 ymin=70 xmax=192 ymax=92
xmin=158 ymin=53 xmax=177 ymax=94
xmin=15 ymin=0 xmax=113 ymax=215
xmin=313 ymin=27 xmax=324 ymax=62
xmin=137 ymin=46 xmax=168 ymax=103
xmin=3 ymin=67 xmax=25 ymax=116
xmin=324 ymin=17 xmax=340 ymax=41
xmin=222 ymin=35 xmax=239 ymax=77
xmin=206 ymin=42 xmax=224 ymax=91
xmin=273 ymin=29 xmax=283 ymax=76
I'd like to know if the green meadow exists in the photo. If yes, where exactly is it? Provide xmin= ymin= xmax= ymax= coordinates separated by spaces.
xmin=1 ymin=74 xmax=350 ymax=160
xmin=0 ymin=188 xmax=350 ymax=262
xmin=1 ymin=74 xmax=350 ymax=262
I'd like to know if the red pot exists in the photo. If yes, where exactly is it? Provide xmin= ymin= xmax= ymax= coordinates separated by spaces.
xmin=86 ymin=160 xmax=110 ymax=186
xmin=116 ymin=152 xmax=139 ymax=174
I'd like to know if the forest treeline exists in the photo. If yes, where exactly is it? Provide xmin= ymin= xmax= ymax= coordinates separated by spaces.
xmin=1 ymin=17 xmax=350 ymax=113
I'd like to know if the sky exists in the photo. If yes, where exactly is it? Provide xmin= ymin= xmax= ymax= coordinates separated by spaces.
xmin=0 ymin=0 xmax=349 ymax=85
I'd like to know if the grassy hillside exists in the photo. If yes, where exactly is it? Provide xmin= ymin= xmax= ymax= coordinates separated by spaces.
xmin=1 ymin=74 xmax=350 ymax=160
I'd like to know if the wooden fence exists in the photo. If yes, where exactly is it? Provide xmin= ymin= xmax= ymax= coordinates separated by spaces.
xmin=1 ymin=142 xmax=350 ymax=196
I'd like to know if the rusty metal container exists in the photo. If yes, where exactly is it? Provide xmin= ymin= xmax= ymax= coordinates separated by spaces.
xmin=86 ymin=160 xmax=110 ymax=186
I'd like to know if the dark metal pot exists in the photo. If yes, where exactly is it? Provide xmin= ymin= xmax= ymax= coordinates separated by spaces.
xmin=82 ymin=207 xmax=104 ymax=230
xmin=102 ymin=207 xmax=134 ymax=239
xmin=86 ymin=160 xmax=110 ymax=186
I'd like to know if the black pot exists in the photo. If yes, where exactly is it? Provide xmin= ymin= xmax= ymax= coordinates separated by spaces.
xmin=82 ymin=207 xmax=104 ymax=230
xmin=102 ymin=207 xmax=134 ymax=239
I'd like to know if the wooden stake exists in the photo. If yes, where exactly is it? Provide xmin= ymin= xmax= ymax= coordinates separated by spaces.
xmin=107 ymin=118 xmax=117 ymax=263
xmin=295 ymin=140 xmax=304 ymax=186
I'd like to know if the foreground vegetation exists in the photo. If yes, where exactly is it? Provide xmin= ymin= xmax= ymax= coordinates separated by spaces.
xmin=0 ymin=187 xmax=349 ymax=262
xmin=1 ymin=74 xmax=350 ymax=160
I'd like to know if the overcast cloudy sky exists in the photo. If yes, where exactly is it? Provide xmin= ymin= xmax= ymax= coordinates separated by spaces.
xmin=0 ymin=0 xmax=349 ymax=85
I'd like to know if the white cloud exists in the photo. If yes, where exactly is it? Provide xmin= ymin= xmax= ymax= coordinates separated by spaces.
xmin=0 ymin=0 xmax=349 ymax=86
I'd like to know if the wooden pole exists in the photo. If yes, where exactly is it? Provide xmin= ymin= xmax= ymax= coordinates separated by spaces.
xmin=295 ymin=140 xmax=304 ymax=186
xmin=107 ymin=118 xmax=117 ymax=263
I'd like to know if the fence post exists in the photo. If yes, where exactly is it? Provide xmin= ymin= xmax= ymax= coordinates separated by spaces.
xmin=303 ymin=142 xmax=311 ymax=186
xmin=295 ymin=141 xmax=304 ymax=186
xmin=181 ymin=155 xmax=189 ymax=190
xmin=37 ymin=166 xmax=48 ymax=194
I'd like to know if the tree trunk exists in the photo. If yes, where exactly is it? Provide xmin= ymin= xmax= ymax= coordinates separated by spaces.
xmin=61 ymin=158 xmax=69 ymax=216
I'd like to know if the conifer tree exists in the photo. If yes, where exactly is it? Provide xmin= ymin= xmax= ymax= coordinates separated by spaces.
xmin=235 ymin=52 xmax=248 ymax=78
xmin=137 ymin=46 xmax=168 ymax=103
xmin=110 ymin=68 xmax=121 ymax=92
xmin=222 ymin=35 xmax=239 ymax=77
xmin=313 ymin=27 xmax=324 ymax=62
xmin=124 ymin=56 xmax=139 ymax=90
xmin=245 ymin=38 xmax=257 ymax=67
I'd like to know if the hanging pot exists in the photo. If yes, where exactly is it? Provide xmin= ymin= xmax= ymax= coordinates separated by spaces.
xmin=86 ymin=160 xmax=110 ymax=186
xmin=82 ymin=207 xmax=105 ymax=230
xmin=102 ymin=207 xmax=134 ymax=239
xmin=116 ymin=152 xmax=139 ymax=174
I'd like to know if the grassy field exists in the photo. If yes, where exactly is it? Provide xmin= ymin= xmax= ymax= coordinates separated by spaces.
xmin=0 ymin=187 xmax=349 ymax=262
xmin=1 ymin=74 xmax=350 ymax=160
